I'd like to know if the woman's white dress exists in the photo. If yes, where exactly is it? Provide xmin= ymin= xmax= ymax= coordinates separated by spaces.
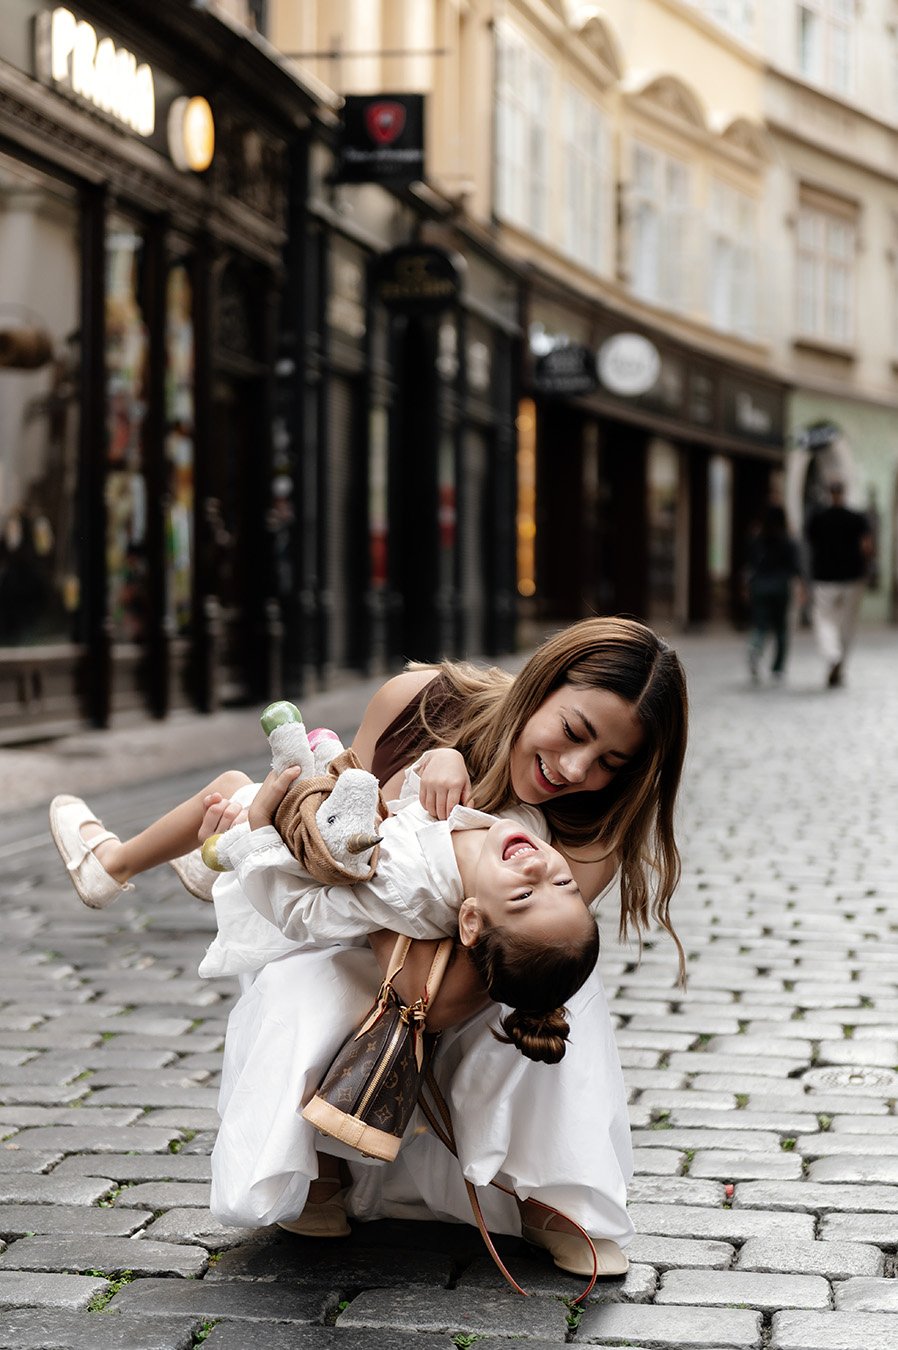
xmin=209 ymin=872 xmax=634 ymax=1246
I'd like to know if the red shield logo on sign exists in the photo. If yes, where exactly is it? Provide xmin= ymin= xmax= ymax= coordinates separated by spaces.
xmin=365 ymin=101 xmax=406 ymax=146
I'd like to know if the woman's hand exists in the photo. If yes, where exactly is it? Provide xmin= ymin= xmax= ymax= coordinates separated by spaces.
xmin=246 ymin=767 xmax=303 ymax=832
xmin=416 ymin=748 xmax=472 ymax=820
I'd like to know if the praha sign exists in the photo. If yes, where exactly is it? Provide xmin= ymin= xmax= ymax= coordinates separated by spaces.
xmin=36 ymin=6 xmax=156 ymax=137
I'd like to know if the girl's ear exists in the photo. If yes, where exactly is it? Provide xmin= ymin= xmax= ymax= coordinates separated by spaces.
xmin=457 ymin=898 xmax=483 ymax=948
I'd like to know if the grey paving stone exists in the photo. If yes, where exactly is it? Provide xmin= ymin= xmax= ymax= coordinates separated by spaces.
xmin=637 ymin=1090 xmax=737 ymax=1111
xmin=632 ymin=1147 xmax=683 ymax=1175
xmin=797 ymin=1132 xmax=898 ymax=1157
xmin=9 ymin=1126 xmax=183 ymax=1153
xmin=87 ymin=1086 xmax=220 ymax=1109
xmin=86 ymin=1070 xmax=212 ymax=1089
xmin=202 ymin=1328 xmax=454 ymax=1350
xmin=0 ymin=1235 xmax=207 ymax=1277
xmin=0 ymin=1204 xmax=148 ymax=1239
xmin=833 ymin=1277 xmax=898 ymax=1311
xmin=627 ymin=1204 xmax=815 ymax=1243
xmin=0 ymin=1150 xmax=63 ymax=1173
xmin=689 ymin=1150 xmax=804 ymax=1180
xmin=0 ymin=1310 xmax=202 ymax=1350
xmin=0 ymin=1270 xmax=108 ymax=1309
xmin=736 ymin=1236 xmax=884 ymax=1278
xmin=577 ymin=1302 xmax=762 ymax=1347
xmin=52 ymin=1152 xmax=211 ymax=1182
xmin=656 ymin=1268 xmax=831 ymax=1310
xmin=808 ymin=1155 xmax=898 ymax=1184
xmin=631 ymin=1129 xmax=782 ymax=1152
xmin=625 ymin=1234 xmax=735 ymax=1270
xmin=663 ymin=1109 xmax=820 ymax=1132
xmin=816 ymin=1039 xmax=898 ymax=1067
xmin=138 ymin=1209 xmax=259 ymax=1250
xmin=734 ymin=1180 xmax=898 ymax=1214
xmin=831 ymin=1114 xmax=898 ymax=1133
xmin=210 ymin=1237 xmax=453 ymax=1287
xmin=114 ymin=1182 xmax=211 ymax=1209
xmin=0 ymin=1106 xmax=144 ymax=1128
xmin=110 ymin=1276 xmax=337 ymax=1322
xmin=0 ymin=1174 xmax=113 ymax=1205
xmin=0 ymin=1085 xmax=89 ymax=1106
xmin=818 ymin=1213 xmax=898 ymax=1245
xmin=336 ymin=1284 xmax=568 ymax=1339
xmin=627 ymin=1177 xmax=724 ymax=1205
xmin=771 ymin=1309 xmax=898 ymax=1349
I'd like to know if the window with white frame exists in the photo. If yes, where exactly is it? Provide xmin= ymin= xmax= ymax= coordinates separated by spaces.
xmin=795 ymin=200 xmax=856 ymax=345
xmin=494 ymin=21 xmax=550 ymax=238
xmin=709 ymin=179 xmax=758 ymax=339
xmin=796 ymin=0 xmax=855 ymax=96
xmin=687 ymin=0 xmax=755 ymax=41
xmin=629 ymin=142 xmax=693 ymax=313
xmin=562 ymin=85 xmax=607 ymax=273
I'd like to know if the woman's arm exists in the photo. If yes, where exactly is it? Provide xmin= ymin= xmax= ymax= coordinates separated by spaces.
xmin=367 ymin=930 xmax=490 ymax=1031
xmin=351 ymin=669 xmax=438 ymax=799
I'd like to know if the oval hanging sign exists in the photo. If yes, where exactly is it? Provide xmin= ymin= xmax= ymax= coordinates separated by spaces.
xmin=597 ymin=332 xmax=661 ymax=398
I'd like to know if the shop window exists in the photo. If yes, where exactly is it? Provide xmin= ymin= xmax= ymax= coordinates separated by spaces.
xmin=494 ymin=20 xmax=550 ymax=239
xmin=165 ymin=261 xmax=195 ymax=636
xmin=646 ymin=438 xmax=685 ymax=626
xmin=795 ymin=200 xmax=856 ymax=346
xmin=629 ymin=143 xmax=693 ymax=315
xmin=562 ymin=85 xmax=608 ymax=274
xmin=0 ymin=154 xmax=81 ymax=647
xmin=796 ymin=0 xmax=855 ymax=97
xmin=709 ymin=179 xmax=758 ymax=339
xmin=707 ymin=454 xmax=733 ymax=621
xmin=106 ymin=217 xmax=149 ymax=643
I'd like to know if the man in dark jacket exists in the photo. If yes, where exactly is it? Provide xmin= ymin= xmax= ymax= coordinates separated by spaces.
xmin=806 ymin=482 xmax=872 ymax=688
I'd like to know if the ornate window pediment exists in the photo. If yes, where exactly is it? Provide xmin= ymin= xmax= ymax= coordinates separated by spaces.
xmin=711 ymin=113 xmax=771 ymax=162
xmin=574 ymin=8 xmax=625 ymax=81
xmin=624 ymin=71 xmax=707 ymax=131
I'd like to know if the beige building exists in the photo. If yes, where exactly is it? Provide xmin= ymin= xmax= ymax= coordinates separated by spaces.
xmin=217 ymin=0 xmax=896 ymax=628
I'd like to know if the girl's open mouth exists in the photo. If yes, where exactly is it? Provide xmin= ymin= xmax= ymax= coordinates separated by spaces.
xmin=502 ymin=835 xmax=538 ymax=861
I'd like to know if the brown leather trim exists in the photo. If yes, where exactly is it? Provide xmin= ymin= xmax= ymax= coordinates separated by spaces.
xmin=302 ymin=1095 xmax=401 ymax=1162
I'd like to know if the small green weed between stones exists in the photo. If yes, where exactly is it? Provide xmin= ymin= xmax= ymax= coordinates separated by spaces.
xmin=452 ymin=1335 xmax=482 ymax=1349
xmin=192 ymin=1320 xmax=218 ymax=1345
xmin=842 ymin=1025 xmax=855 ymax=1039
xmin=817 ymin=1114 xmax=833 ymax=1131
xmin=735 ymin=1093 xmax=749 ymax=1108
xmin=85 ymin=1270 xmax=134 ymax=1312
xmin=780 ymin=1138 xmax=796 ymax=1151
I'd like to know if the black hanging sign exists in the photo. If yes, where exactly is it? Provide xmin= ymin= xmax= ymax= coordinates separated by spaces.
xmin=370 ymin=245 xmax=463 ymax=315
xmin=338 ymin=93 xmax=425 ymax=186
xmin=534 ymin=344 xmax=598 ymax=396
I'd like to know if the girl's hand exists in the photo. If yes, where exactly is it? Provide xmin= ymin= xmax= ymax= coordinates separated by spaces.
xmin=246 ymin=766 xmax=303 ymax=831
xmin=198 ymin=793 xmax=246 ymax=843
xmin=417 ymin=748 xmax=472 ymax=819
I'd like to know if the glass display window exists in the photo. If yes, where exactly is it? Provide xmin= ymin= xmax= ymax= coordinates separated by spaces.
xmin=165 ymin=258 xmax=195 ymax=634
xmin=0 ymin=152 xmax=81 ymax=647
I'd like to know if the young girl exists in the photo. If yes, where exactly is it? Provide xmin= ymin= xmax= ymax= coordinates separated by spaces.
xmin=50 ymin=747 xmax=601 ymax=1066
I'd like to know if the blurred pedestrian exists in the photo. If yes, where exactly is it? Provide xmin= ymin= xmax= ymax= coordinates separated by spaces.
xmin=806 ymin=481 xmax=872 ymax=688
xmin=744 ymin=505 xmax=805 ymax=684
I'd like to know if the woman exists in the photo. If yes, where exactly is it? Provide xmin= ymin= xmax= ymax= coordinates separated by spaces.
xmin=744 ymin=505 xmax=805 ymax=684
xmin=211 ymin=617 xmax=688 ymax=1277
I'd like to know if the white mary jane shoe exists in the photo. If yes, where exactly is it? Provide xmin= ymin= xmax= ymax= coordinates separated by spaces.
xmin=169 ymin=849 xmax=217 ymax=903
xmin=48 ymin=794 xmax=134 ymax=910
xmin=522 ymin=1216 xmax=629 ymax=1278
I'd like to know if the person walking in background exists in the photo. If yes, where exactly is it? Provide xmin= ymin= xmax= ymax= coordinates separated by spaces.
xmin=745 ymin=505 xmax=805 ymax=685
xmin=806 ymin=481 xmax=872 ymax=688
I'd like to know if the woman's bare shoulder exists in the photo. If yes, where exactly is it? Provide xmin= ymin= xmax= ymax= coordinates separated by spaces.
xmin=351 ymin=668 xmax=440 ymax=767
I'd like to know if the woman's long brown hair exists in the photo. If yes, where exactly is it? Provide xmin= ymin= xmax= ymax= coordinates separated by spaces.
xmin=408 ymin=617 xmax=689 ymax=982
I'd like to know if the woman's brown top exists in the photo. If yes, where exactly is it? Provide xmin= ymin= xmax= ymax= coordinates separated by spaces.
xmin=371 ymin=672 xmax=463 ymax=789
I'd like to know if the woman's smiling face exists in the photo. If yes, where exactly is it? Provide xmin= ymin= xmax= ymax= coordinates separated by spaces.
xmin=509 ymin=682 xmax=645 ymax=805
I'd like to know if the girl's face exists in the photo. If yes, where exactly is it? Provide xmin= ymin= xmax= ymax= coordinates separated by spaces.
xmin=509 ymin=682 xmax=645 ymax=806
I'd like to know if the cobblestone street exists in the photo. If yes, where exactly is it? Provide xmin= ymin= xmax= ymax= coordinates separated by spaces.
xmin=0 ymin=629 xmax=896 ymax=1349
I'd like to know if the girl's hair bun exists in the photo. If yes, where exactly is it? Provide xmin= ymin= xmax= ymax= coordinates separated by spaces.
xmin=497 ymin=1006 xmax=570 ymax=1064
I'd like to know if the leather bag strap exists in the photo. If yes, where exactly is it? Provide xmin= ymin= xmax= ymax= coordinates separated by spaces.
xmin=419 ymin=1065 xmax=598 ymax=1305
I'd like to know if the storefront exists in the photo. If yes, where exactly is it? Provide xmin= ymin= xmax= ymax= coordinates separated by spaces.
xmin=0 ymin=0 xmax=320 ymax=740
xmin=524 ymin=281 xmax=789 ymax=630
xmin=287 ymin=142 xmax=523 ymax=683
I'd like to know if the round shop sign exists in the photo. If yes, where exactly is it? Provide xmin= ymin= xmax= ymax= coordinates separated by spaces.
xmin=597 ymin=332 xmax=661 ymax=398
xmin=167 ymin=96 xmax=215 ymax=173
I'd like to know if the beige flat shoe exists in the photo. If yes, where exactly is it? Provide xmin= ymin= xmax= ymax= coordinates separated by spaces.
xmin=522 ymin=1218 xmax=629 ymax=1277
xmin=277 ymin=1181 xmax=350 ymax=1239
xmin=49 ymin=795 xmax=134 ymax=910
xmin=169 ymin=849 xmax=217 ymax=902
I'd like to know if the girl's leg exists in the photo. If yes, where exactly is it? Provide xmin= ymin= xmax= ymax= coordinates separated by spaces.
xmin=84 ymin=770 xmax=252 ymax=884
